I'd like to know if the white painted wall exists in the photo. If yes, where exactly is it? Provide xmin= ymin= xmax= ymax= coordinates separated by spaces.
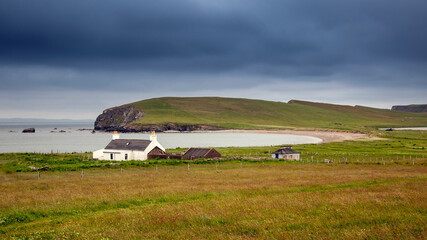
xmin=271 ymin=153 xmax=300 ymax=160
xmin=92 ymin=135 xmax=165 ymax=161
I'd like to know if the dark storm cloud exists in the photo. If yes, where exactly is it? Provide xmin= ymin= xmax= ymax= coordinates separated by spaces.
xmin=0 ymin=0 xmax=426 ymax=118
xmin=2 ymin=0 xmax=427 ymax=70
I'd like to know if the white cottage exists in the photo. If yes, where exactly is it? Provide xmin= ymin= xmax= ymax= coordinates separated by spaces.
xmin=272 ymin=146 xmax=300 ymax=160
xmin=93 ymin=131 xmax=165 ymax=161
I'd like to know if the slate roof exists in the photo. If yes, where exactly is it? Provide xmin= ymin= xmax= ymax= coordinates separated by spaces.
xmin=183 ymin=148 xmax=213 ymax=158
xmin=105 ymin=139 xmax=151 ymax=151
xmin=272 ymin=147 xmax=300 ymax=155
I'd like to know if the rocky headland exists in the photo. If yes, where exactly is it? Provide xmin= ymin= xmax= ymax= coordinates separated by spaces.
xmin=94 ymin=105 xmax=223 ymax=132
xmin=392 ymin=104 xmax=427 ymax=113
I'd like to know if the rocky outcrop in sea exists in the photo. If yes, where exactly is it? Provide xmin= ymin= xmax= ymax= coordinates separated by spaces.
xmin=22 ymin=128 xmax=35 ymax=133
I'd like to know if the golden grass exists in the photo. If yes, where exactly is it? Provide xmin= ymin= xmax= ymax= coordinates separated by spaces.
xmin=1 ymin=164 xmax=426 ymax=239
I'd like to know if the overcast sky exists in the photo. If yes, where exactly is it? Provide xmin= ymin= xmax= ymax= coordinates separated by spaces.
xmin=1 ymin=0 xmax=426 ymax=119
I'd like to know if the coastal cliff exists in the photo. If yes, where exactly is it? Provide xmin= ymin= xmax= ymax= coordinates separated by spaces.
xmin=391 ymin=104 xmax=427 ymax=113
xmin=94 ymin=105 xmax=145 ymax=132
xmin=94 ymin=105 xmax=223 ymax=132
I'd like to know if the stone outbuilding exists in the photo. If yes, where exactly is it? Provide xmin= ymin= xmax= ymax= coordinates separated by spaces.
xmin=182 ymin=147 xmax=222 ymax=160
xmin=272 ymin=146 xmax=300 ymax=160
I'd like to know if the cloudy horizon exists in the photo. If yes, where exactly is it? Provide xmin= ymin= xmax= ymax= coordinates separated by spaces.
xmin=1 ymin=0 xmax=426 ymax=120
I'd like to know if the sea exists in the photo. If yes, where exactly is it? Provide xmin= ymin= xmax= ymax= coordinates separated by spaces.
xmin=378 ymin=127 xmax=427 ymax=131
xmin=0 ymin=122 xmax=323 ymax=153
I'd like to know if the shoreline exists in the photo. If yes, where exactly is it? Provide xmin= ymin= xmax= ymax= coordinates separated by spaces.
xmin=95 ymin=128 xmax=367 ymax=144
xmin=184 ymin=129 xmax=366 ymax=143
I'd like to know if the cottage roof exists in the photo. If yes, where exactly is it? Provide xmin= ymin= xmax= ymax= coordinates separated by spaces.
xmin=183 ymin=148 xmax=214 ymax=158
xmin=272 ymin=147 xmax=299 ymax=155
xmin=105 ymin=139 xmax=151 ymax=151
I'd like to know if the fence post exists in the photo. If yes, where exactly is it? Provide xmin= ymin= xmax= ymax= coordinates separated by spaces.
xmin=38 ymin=171 xmax=40 ymax=180
xmin=81 ymin=169 xmax=84 ymax=178
xmin=121 ymin=167 xmax=123 ymax=175
xmin=188 ymin=163 xmax=190 ymax=171
xmin=156 ymin=165 xmax=158 ymax=172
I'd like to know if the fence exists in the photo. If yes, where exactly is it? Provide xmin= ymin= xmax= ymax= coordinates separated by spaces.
xmin=30 ymin=153 xmax=426 ymax=180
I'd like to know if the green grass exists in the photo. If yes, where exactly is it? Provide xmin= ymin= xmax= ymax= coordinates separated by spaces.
xmin=124 ymin=97 xmax=427 ymax=131
xmin=1 ymin=164 xmax=425 ymax=239
xmin=170 ymin=130 xmax=427 ymax=161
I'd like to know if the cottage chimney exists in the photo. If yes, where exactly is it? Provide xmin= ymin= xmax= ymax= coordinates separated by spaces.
xmin=150 ymin=131 xmax=157 ymax=142
xmin=112 ymin=131 xmax=120 ymax=140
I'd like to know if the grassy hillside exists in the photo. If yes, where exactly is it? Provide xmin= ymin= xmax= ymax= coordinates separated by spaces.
xmin=125 ymin=97 xmax=427 ymax=131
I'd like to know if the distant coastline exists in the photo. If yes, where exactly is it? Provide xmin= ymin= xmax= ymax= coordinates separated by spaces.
xmin=0 ymin=118 xmax=93 ymax=123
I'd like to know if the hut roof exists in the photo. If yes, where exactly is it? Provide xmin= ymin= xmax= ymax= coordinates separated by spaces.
xmin=105 ymin=139 xmax=151 ymax=151
xmin=183 ymin=148 xmax=215 ymax=158
xmin=272 ymin=147 xmax=300 ymax=155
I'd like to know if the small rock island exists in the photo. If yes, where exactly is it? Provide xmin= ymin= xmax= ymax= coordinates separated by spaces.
xmin=22 ymin=128 xmax=35 ymax=133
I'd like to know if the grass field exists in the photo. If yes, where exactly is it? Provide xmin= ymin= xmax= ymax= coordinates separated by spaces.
xmin=125 ymin=97 xmax=427 ymax=131
xmin=1 ymin=164 xmax=426 ymax=239
xmin=1 ymin=131 xmax=426 ymax=239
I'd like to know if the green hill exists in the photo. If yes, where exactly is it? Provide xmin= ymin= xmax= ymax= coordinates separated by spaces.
xmin=109 ymin=97 xmax=427 ymax=131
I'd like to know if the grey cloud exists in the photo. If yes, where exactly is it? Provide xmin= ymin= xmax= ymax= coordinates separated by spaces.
xmin=2 ymin=0 xmax=426 ymax=69
xmin=0 ymin=0 xmax=426 ymax=118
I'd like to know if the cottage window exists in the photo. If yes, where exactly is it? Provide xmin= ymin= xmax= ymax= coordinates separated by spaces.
xmin=110 ymin=153 xmax=113 ymax=160
xmin=125 ymin=154 xmax=128 ymax=160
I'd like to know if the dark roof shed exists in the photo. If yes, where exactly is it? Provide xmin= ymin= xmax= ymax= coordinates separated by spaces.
xmin=182 ymin=147 xmax=221 ymax=159
xmin=272 ymin=147 xmax=300 ymax=155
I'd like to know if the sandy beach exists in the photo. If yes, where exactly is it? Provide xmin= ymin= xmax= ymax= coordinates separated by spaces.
xmin=204 ymin=129 xmax=366 ymax=143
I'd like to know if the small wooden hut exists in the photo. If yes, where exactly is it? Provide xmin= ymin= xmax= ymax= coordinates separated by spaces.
xmin=271 ymin=146 xmax=300 ymax=160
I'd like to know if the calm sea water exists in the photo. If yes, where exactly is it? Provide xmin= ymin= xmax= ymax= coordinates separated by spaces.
xmin=0 ymin=122 xmax=322 ymax=153
xmin=378 ymin=127 xmax=427 ymax=130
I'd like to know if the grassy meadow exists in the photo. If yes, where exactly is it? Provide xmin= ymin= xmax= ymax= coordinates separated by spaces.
xmin=0 ymin=131 xmax=426 ymax=239
xmin=1 ymin=164 xmax=426 ymax=239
